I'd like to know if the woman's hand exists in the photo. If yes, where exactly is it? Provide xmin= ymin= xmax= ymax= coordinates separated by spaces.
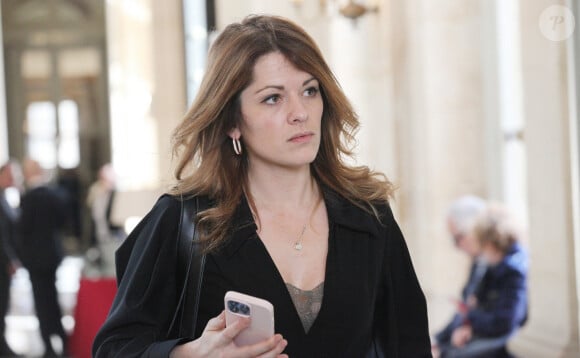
xmin=466 ymin=294 xmax=478 ymax=309
xmin=170 ymin=311 xmax=288 ymax=358
xmin=450 ymin=324 xmax=472 ymax=348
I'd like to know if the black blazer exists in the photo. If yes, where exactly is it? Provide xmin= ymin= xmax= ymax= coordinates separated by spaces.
xmin=17 ymin=185 xmax=66 ymax=271
xmin=93 ymin=190 xmax=431 ymax=357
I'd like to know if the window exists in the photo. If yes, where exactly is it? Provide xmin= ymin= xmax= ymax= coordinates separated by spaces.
xmin=58 ymin=100 xmax=80 ymax=169
xmin=26 ymin=99 xmax=80 ymax=169
xmin=495 ymin=0 xmax=528 ymax=224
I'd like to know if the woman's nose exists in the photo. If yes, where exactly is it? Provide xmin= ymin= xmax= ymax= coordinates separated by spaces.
xmin=288 ymin=96 xmax=307 ymax=123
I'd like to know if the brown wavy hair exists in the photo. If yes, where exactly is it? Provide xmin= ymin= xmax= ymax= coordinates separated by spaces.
xmin=171 ymin=15 xmax=394 ymax=252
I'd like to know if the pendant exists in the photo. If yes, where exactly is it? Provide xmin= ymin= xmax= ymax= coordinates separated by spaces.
xmin=294 ymin=242 xmax=303 ymax=251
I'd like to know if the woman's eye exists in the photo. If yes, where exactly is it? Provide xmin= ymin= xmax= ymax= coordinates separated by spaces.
xmin=304 ymin=86 xmax=319 ymax=97
xmin=263 ymin=94 xmax=280 ymax=104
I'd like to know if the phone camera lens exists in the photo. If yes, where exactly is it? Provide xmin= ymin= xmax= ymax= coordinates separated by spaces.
xmin=227 ymin=301 xmax=239 ymax=313
xmin=227 ymin=300 xmax=250 ymax=316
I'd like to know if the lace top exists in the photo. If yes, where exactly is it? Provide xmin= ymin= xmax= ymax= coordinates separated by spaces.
xmin=285 ymin=281 xmax=324 ymax=333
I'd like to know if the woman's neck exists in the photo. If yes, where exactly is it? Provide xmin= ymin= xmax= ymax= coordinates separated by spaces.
xmin=246 ymin=164 xmax=319 ymax=211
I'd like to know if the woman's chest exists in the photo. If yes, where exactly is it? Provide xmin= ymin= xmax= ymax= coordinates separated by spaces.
xmin=257 ymin=202 xmax=330 ymax=290
xmin=198 ymin=226 xmax=386 ymax=338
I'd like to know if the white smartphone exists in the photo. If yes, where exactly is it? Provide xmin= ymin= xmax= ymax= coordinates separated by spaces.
xmin=224 ymin=291 xmax=275 ymax=346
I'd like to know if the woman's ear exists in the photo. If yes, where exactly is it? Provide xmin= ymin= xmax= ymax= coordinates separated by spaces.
xmin=228 ymin=127 xmax=241 ymax=140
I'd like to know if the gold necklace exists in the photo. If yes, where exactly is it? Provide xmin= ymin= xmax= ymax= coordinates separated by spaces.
xmin=294 ymin=224 xmax=307 ymax=251
xmin=293 ymin=195 xmax=322 ymax=251
xmin=252 ymin=187 xmax=321 ymax=252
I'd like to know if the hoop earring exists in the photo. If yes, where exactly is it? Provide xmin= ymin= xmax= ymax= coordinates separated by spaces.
xmin=232 ymin=138 xmax=242 ymax=155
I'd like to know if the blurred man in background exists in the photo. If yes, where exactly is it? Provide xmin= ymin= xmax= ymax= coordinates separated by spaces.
xmin=433 ymin=195 xmax=487 ymax=356
xmin=0 ymin=159 xmax=22 ymax=356
xmin=17 ymin=159 xmax=68 ymax=357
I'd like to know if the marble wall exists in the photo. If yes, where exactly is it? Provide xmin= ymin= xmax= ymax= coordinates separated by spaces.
xmin=388 ymin=0 xmax=491 ymax=331
xmin=508 ymin=0 xmax=579 ymax=356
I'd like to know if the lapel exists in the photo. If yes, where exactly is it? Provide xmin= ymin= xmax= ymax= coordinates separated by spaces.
xmin=209 ymin=188 xmax=384 ymax=339
xmin=321 ymin=187 xmax=383 ymax=239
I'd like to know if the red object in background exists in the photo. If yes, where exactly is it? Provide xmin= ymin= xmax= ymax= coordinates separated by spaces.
xmin=68 ymin=278 xmax=117 ymax=358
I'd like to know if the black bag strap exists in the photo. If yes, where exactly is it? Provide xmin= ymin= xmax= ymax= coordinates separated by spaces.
xmin=167 ymin=195 xmax=208 ymax=339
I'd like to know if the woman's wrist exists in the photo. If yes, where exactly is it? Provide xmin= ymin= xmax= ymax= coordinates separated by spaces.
xmin=169 ymin=340 xmax=199 ymax=358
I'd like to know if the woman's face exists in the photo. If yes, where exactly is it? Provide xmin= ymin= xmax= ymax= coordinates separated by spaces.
xmin=480 ymin=242 xmax=504 ymax=266
xmin=233 ymin=52 xmax=323 ymax=172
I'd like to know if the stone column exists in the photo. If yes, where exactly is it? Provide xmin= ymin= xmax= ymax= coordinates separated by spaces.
xmin=106 ymin=0 xmax=157 ymax=189
xmin=388 ymin=0 xmax=490 ymax=330
xmin=507 ymin=1 xmax=579 ymax=356
xmin=326 ymin=3 xmax=398 ymax=184
xmin=150 ymin=0 xmax=187 ymax=188
xmin=106 ymin=0 xmax=186 ymax=190
xmin=0 ymin=5 xmax=8 ymax=163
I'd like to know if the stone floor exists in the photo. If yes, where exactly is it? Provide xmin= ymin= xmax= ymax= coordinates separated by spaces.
xmin=5 ymin=256 xmax=84 ymax=357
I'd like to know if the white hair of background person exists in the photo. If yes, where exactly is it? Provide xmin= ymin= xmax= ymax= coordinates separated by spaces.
xmin=447 ymin=195 xmax=487 ymax=234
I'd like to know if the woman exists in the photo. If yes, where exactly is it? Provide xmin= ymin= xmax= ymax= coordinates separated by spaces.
xmin=439 ymin=204 xmax=528 ymax=358
xmin=93 ymin=15 xmax=431 ymax=357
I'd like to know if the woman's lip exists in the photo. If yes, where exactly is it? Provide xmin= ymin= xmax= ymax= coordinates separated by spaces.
xmin=288 ymin=132 xmax=314 ymax=142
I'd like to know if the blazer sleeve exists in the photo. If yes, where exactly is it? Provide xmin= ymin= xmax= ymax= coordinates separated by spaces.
xmin=376 ymin=205 xmax=432 ymax=357
xmin=92 ymin=195 xmax=188 ymax=358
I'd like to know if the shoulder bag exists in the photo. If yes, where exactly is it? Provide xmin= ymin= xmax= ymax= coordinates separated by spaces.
xmin=166 ymin=195 xmax=208 ymax=339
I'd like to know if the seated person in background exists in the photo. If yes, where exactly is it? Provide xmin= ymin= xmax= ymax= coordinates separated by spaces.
xmin=433 ymin=195 xmax=487 ymax=353
xmin=438 ymin=203 xmax=528 ymax=358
